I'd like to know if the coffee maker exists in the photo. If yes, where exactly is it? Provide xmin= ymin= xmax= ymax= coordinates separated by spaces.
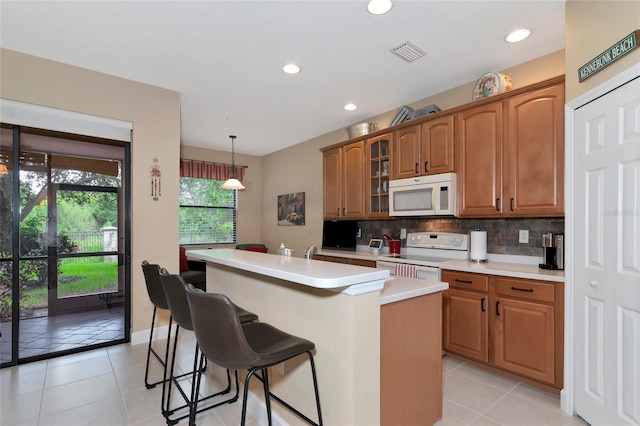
xmin=539 ymin=232 xmax=564 ymax=270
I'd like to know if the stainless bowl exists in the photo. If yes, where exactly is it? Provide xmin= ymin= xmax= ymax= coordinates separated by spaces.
xmin=347 ymin=122 xmax=378 ymax=139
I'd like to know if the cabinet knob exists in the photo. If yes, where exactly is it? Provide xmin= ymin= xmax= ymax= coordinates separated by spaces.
xmin=589 ymin=280 xmax=598 ymax=287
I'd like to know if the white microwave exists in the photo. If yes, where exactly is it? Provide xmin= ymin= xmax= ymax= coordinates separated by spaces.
xmin=389 ymin=173 xmax=457 ymax=216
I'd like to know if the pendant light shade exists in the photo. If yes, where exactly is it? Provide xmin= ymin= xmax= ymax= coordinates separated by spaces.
xmin=221 ymin=135 xmax=245 ymax=190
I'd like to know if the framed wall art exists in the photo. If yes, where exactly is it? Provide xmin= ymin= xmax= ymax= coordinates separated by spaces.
xmin=277 ymin=192 xmax=305 ymax=226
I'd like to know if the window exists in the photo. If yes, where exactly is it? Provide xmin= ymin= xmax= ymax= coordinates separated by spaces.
xmin=179 ymin=177 xmax=236 ymax=244
xmin=179 ymin=159 xmax=245 ymax=245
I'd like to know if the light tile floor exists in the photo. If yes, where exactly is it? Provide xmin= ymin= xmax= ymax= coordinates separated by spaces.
xmin=1 ymin=330 xmax=588 ymax=426
xmin=437 ymin=356 xmax=588 ymax=426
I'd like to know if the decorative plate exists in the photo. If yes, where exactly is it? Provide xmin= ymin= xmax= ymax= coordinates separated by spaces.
xmin=472 ymin=72 xmax=513 ymax=101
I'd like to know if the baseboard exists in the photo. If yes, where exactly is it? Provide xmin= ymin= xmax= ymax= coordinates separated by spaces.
xmin=130 ymin=325 xmax=169 ymax=346
xmin=245 ymin=383 xmax=288 ymax=426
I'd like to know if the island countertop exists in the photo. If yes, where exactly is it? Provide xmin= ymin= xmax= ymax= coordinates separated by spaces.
xmin=187 ymin=248 xmax=389 ymax=295
xmin=380 ymin=277 xmax=449 ymax=305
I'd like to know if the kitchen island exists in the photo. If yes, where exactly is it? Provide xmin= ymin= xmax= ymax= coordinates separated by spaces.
xmin=187 ymin=249 xmax=447 ymax=425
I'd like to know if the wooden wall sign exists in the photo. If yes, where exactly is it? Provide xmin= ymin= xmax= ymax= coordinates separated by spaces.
xmin=579 ymin=30 xmax=639 ymax=82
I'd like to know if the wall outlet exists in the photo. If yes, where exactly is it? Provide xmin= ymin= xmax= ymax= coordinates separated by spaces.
xmin=400 ymin=228 xmax=406 ymax=239
xmin=519 ymin=229 xmax=529 ymax=244
xmin=356 ymin=228 xmax=362 ymax=238
xmin=276 ymin=362 xmax=285 ymax=375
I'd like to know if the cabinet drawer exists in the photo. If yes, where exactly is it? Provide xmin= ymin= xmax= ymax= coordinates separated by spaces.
xmin=494 ymin=277 xmax=555 ymax=303
xmin=441 ymin=270 xmax=488 ymax=292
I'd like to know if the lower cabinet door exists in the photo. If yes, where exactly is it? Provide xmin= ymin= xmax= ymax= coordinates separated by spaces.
xmin=494 ymin=297 xmax=555 ymax=384
xmin=443 ymin=289 xmax=488 ymax=362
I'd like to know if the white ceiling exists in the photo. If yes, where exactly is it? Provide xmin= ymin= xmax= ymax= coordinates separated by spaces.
xmin=0 ymin=1 xmax=565 ymax=156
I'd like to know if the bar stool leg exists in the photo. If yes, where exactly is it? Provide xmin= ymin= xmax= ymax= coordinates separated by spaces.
xmin=262 ymin=369 xmax=273 ymax=426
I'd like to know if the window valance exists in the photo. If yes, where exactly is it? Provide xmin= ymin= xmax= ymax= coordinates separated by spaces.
xmin=180 ymin=159 xmax=246 ymax=182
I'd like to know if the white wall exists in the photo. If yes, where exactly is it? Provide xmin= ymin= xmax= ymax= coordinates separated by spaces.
xmin=1 ymin=48 xmax=181 ymax=333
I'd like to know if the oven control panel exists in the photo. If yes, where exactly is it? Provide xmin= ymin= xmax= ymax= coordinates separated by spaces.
xmin=407 ymin=232 xmax=468 ymax=249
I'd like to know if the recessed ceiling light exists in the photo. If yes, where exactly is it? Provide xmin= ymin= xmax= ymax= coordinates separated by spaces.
xmin=344 ymin=103 xmax=357 ymax=111
xmin=282 ymin=63 xmax=300 ymax=74
xmin=506 ymin=29 xmax=531 ymax=43
xmin=367 ymin=0 xmax=392 ymax=15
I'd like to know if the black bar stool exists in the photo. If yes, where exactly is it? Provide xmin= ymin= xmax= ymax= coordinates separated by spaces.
xmin=141 ymin=261 xmax=173 ymax=392
xmin=185 ymin=284 xmax=323 ymax=426
xmin=159 ymin=270 xmax=258 ymax=425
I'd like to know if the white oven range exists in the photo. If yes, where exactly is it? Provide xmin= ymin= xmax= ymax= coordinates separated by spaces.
xmin=376 ymin=232 xmax=469 ymax=281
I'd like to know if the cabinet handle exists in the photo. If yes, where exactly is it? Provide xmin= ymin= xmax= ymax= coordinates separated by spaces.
xmin=496 ymin=198 xmax=500 ymax=211
xmin=415 ymin=162 xmax=419 ymax=174
xmin=342 ymin=208 xmax=345 ymax=216
xmin=454 ymin=278 xmax=473 ymax=284
xmin=496 ymin=301 xmax=500 ymax=316
xmin=511 ymin=286 xmax=534 ymax=293
xmin=510 ymin=198 xmax=514 ymax=211
xmin=337 ymin=208 xmax=340 ymax=216
xmin=424 ymin=161 xmax=428 ymax=173
xmin=481 ymin=297 xmax=485 ymax=312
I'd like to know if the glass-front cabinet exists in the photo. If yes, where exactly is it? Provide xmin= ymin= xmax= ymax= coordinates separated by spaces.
xmin=367 ymin=133 xmax=392 ymax=218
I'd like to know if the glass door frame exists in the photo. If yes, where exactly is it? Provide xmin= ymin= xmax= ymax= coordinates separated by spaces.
xmin=0 ymin=125 xmax=132 ymax=367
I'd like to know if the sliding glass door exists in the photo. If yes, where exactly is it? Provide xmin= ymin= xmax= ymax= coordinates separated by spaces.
xmin=0 ymin=125 xmax=131 ymax=366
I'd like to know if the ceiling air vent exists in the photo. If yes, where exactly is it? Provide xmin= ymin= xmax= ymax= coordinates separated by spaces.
xmin=390 ymin=41 xmax=426 ymax=63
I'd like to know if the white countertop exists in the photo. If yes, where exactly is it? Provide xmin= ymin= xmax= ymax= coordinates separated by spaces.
xmin=441 ymin=260 xmax=565 ymax=282
xmin=380 ymin=277 xmax=449 ymax=305
xmin=187 ymin=248 xmax=390 ymax=296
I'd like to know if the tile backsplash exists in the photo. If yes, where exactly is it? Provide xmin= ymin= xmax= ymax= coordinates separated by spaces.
xmin=358 ymin=218 xmax=565 ymax=257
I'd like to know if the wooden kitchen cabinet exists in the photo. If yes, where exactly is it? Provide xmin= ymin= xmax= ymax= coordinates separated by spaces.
xmin=421 ymin=114 xmax=455 ymax=175
xmin=393 ymin=124 xmax=421 ymax=179
xmin=381 ymin=292 xmax=442 ymax=425
xmin=366 ymin=133 xmax=392 ymax=218
xmin=393 ymin=115 xmax=454 ymax=179
xmin=441 ymin=270 xmax=564 ymax=390
xmin=442 ymin=270 xmax=489 ymax=363
xmin=504 ymin=83 xmax=564 ymax=216
xmin=314 ymin=255 xmax=376 ymax=268
xmin=456 ymin=102 xmax=503 ymax=216
xmin=457 ymin=79 xmax=564 ymax=218
xmin=493 ymin=277 xmax=562 ymax=386
xmin=322 ymin=140 xmax=365 ymax=219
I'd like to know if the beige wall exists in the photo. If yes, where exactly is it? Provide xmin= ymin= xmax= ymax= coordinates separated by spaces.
xmin=1 ymin=48 xmax=181 ymax=333
xmin=565 ymin=0 xmax=640 ymax=101
xmin=260 ymin=50 xmax=566 ymax=257
xmin=180 ymin=145 xmax=262 ymax=246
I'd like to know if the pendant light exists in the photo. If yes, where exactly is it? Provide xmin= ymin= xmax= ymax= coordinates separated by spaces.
xmin=221 ymin=135 xmax=245 ymax=190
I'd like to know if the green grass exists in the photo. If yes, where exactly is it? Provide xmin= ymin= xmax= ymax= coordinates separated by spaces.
xmin=21 ymin=262 xmax=118 ymax=309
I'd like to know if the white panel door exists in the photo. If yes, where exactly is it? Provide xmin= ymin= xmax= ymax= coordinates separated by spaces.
xmin=574 ymin=75 xmax=640 ymax=425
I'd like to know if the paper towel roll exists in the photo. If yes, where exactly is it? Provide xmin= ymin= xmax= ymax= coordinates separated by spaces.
xmin=470 ymin=230 xmax=487 ymax=262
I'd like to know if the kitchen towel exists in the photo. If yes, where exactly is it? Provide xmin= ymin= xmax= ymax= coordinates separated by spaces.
xmin=395 ymin=263 xmax=418 ymax=278
xmin=470 ymin=230 xmax=487 ymax=262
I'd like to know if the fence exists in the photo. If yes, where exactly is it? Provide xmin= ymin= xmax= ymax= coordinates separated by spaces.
xmin=60 ymin=227 xmax=118 ymax=264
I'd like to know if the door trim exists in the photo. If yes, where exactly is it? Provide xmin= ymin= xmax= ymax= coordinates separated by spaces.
xmin=564 ymin=63 xmax=640 ymax=416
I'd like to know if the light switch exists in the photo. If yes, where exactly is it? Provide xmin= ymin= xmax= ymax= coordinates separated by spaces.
xmin=519 ymin=230 xmax=529 ymax=244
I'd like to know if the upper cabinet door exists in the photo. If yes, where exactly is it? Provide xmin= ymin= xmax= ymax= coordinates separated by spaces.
xmin=421 ymin=115 xmax=455 ymax=175
xmin=342 ymin=140 xmax=366 ymax=218
xmin=505 ymin=84 xmax=564 ymax=216
xmin=457 ymin=102 xmax=503 ymax=217
xmin=393 ymin=124 xmax=421 ymax=179
xmin=323 ymin=147 xmax=342 ymax=219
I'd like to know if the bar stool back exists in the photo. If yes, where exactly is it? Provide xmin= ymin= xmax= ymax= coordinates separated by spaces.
xmin=141 ymin=261 xmax=172 ymax=390
xmin=185 ymin=284 xmax=323 ymax=426
xmin=159 ymin=271 xmax=258 ymax=425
